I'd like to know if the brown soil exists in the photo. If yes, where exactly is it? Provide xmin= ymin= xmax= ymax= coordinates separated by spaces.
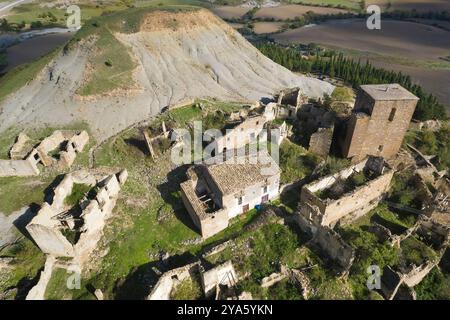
xmin=253 ymin=22 xmax=284 ymax=34
xmin=254 ymin=4 xmax=349 ymax=20
xmin=5 ymin=33 xmax=72 ymax=72
xmin=211 ymin=6 xmax=251 ymax=20
xmin=272 ymin=19 xmax=450 ymax=111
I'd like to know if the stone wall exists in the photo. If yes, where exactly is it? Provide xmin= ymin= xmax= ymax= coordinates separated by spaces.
xmin=198 ymin=209 xmax=229 ymax=239
xmin=180 ymin=178 xmax=230 ymax=239
xmin=308 ymin=126 xmax=334 ymax=158
xmin=276 ymin=87 xmax=307 ymax=109
xmin=299 ymin=157 xmax=393 ymax=228
xmin=298 ymin=104 xmax=335 ymax=131
xmin=261 ymin=272 xmax=286 ymax=288
xmin=9 ymin=132 xmax=30 ymax=159
xmin=147 ymin=261 xmax=200 ymax=300
xmin=212 ymin=114 xmax=267 ymax=152
xmin=0 ymin=158 xmax=39 ymax=177
xmin=26 ymin=170 xmax=127 ymax=265
xmin=201 ymin=261 xmax=237 ymax=298
xmin=0 ymin=130 xmax=89 ymax=177
xmin=402 ymin=262 xmax=437 ymax=288
xmin=312 ymin=226 xmax=355 ymax=275
xmin=341 ymin=113 xmax=369 ymax=160
xmin=25 ymin=256 xmax=56 ymax=300
xmin=341 ymin=85 xmax=418 ymax=162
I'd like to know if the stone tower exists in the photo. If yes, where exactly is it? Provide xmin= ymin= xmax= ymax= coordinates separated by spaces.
xmin=341 ymin=84 xmax=419 ymax=162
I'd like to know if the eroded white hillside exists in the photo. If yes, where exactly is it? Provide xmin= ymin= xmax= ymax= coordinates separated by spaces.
xmin=0 ymin=9 xmax=334 ymax=141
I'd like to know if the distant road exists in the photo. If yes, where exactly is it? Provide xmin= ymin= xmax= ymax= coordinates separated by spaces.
xmin=0 ymin=0 xmax=34 ymax=18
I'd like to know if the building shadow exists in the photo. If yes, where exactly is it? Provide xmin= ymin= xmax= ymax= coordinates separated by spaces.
xmin=260 ymin=96 xmax=274 ymax=105
xmin=12 ymin=267 xmax=43 ymax=300
xmin=114 ymin=251 xmax=197 ymax=300
xmin=13 ymin=203 xmax=40 ymax=242
xmin=371 ymin=214 xmax=408 ymax=235
xmin=43 ymin=174 xmax=66 ymax=204
xmin=157 ymin=164 xmax=198 ymax=233
xmin=124 ymin=137 xmax=148 ymax=156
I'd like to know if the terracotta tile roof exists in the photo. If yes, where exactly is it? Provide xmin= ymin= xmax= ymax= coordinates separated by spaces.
xmin=207 ymin=152 xmax=280 ymax=195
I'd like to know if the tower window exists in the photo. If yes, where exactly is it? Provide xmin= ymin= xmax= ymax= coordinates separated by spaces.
xmin=238 ymin=197 xmax=243 ymax=205
xmin=388 ymin=108 xmax=396 ymax=122
xmin=378 ymin=145 xmax=384 ymax=152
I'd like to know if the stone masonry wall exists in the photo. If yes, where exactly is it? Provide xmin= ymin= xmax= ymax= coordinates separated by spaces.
xmin=308 ymin=126 xmax=334 ymax=158
xmin=342 ymin=90 xmax=418 ymax=162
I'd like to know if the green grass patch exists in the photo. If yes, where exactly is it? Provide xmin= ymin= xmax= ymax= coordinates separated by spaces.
xmin=0 ymin=238 xmax=46 ymax=298
xmin=403 ymin=124 xmax=450 ymax=172
xmin=170 ymin=273 xmax=203 ymax=300
xmin=288 ymin=0 xmax=362 ymax=11
xmin=314 ymin=278 xmax=354 ymax=300
xmin=44 ymin=268 xmax=72 ymax=300
xmin=388 ymin=170 xmax=430 ymax=210
xmin=415 ymin=267 xmax=450 ymax=300
xmin=338 ymin=225 xmax=399 ymax=299
xmin=0 ymin=176 xmax=51 ymax=215
xmin=371 ymin=204 xmax=417 ymax=232
xmin=65 ymin=183 xmax=91 ymax=207
xmin=6 ymin=3 xmax=130 ymax=28
xmin=44 ymin=267 xmax=96 ymax=300
xmin=400 ymin=237 xmax=438 ymax=267
xmin=279 ymin=140 xmax=319 ymax=184
xmin=169 ymin=104 xmax=203 ymax=125
xmin=267 ymin=278 xmax=304 ymax=300
xmin=331 ymin=86 xmax=354 ymax=101
xmin=77 ymin=29 xmax=136 ymax=96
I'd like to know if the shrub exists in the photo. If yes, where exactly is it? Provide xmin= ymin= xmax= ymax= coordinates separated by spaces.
xmin=279 ymin=141 xmax=319 ymax=184
xmin=246 ymin=223 xmax=298 ymax=280
xmin=415 ymin=267 xmax=450 ymax=300
xmin=65 ymin=183 xmax=91 ymax=206
xmin=268 ymin=279 xmax=303 ymax=300
xmin=340 ymin=226 xmax=399 ymax=299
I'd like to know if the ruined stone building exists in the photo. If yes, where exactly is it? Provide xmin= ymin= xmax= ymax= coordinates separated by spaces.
xmin=292 ymin=103 xmax=336 ymax=157
xmin=206 ymin=113 xmax=267 ymax=154
xmin=380 ymin=216 xmax=450 ymax=300
xmin=275 ymin=87 xmax=308 ymax=119
xmin=308 ymin=126 xmax=334 ymax=158
xmin=296 ymin=156 xmax=393 ymax=232
xmin=341 ymin=84 xmax=419 ymax=162
xmin=180 ymin=153 xmax=281 ymax=238
xmin=147 ymin=261 xmax=201 ymax=300
xmin=147 ymin=260 xmax=239 ymax=300
xmin=26 ymin=169 xmax=128 ymax=265
xmin=204 ymin=104 xmax=289 ymax=158
xmin=310 ymin=226 xmax=355 ymax=276
xmin=0 ymin=130 xmax=89 ymax=177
